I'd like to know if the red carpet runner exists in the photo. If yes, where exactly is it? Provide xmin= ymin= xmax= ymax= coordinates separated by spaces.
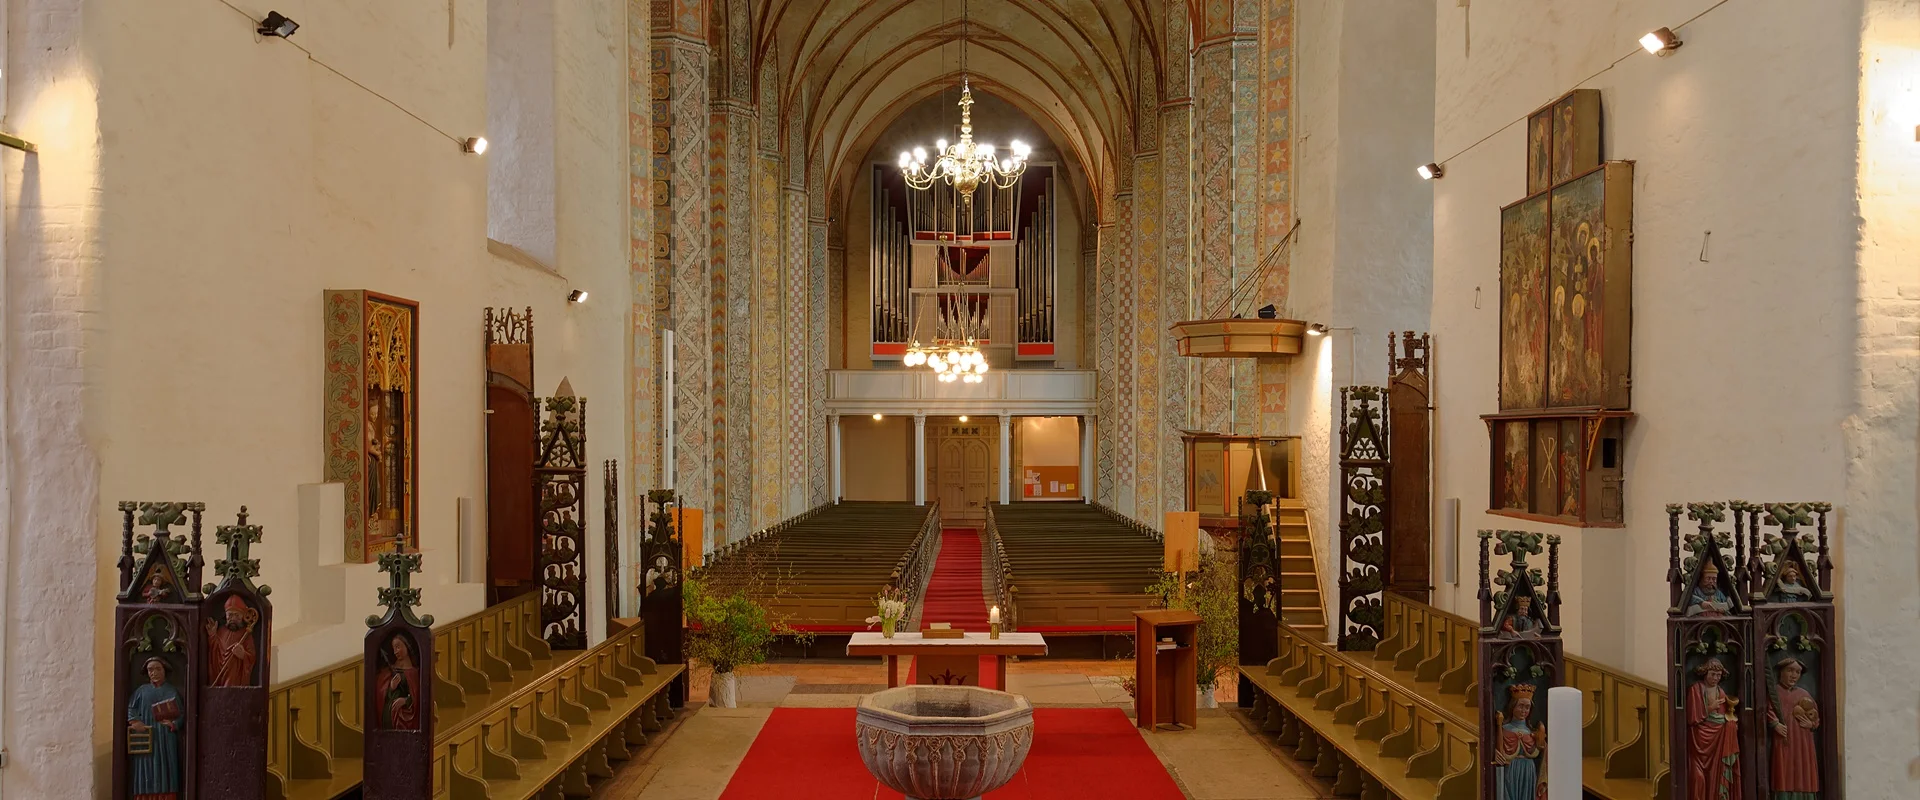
xmin=909 ymin=528 xmax=996 ymax=686
xmin=920 ymin=528 xmax=990 ymax=628
xmin=718 ymin=707 xmax=1186 ymax=800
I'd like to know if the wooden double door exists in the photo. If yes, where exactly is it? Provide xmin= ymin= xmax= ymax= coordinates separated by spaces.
xmin=930 ymin=421 xmax=993 ymax=525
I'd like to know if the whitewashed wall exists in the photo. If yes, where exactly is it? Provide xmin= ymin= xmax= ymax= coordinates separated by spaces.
xmin=1290 ymin=0 xmax=1437 ymax=642
xmin=1432 ymin=1 xmax=1919 ymax=792
xmin=2 ymin=1 xmax=633 ymax=795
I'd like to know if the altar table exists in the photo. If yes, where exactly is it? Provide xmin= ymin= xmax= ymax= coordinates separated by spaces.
xmin=846 ymin=632 xmax=1049 ymax=690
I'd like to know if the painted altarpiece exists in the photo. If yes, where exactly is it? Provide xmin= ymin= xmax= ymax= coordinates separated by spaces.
xmin=325 ymin=290 xmax=420 ymax=562
xmin=1477 ymin=529 xmax=1564 ymax=800
xmin=1486 ymin=88 xmax=1634 ymax=528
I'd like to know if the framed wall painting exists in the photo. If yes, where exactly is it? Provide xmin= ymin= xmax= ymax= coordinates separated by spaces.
xmin=1499 ymin=194 xmax=1549 ymax=411
xmin=1547 ymin=162 xmax=1634 ymax=410
xmin=325 ymin=290 xmax=420 ymax=563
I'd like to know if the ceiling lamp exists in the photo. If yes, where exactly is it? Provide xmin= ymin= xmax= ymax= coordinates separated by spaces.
xmin=898 ymin=0 xmax=1028 ymax=200
xmin=906 ymin=248 xmax=992 ymax=377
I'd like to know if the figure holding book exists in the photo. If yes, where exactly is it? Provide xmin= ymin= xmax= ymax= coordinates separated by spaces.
xmin=126 ymin=657 xmax=184 ymax=799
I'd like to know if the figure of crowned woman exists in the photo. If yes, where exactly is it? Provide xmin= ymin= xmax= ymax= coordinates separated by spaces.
xmin=1492 ymin=684 xmax=1545 ymax=800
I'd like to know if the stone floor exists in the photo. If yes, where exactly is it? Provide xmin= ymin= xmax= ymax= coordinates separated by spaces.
xmin=593 ymin=659 xmax=1334 ymax=799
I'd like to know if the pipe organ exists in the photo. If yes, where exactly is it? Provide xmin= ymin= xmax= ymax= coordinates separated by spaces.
xmin=869 ymin=164 xmax=1058 ymax=363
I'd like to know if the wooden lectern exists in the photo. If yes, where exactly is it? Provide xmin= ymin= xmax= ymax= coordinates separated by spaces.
xmin=1133 ymin=609 xmax=1200 ymax=731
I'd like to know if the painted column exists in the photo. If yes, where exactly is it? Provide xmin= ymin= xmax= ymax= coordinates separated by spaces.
xmin=655 ymin=29 xmax=712 ymax=542
xmin=829 ymin=413 xmax=842 ymax=504
xmin=999 ymin=413 xmax=1013 ymax=505
xmin=1080 ymin=416 xmax=1095 ymax=502
xmin=913 ymin=414 xmax=928 ymax=506
xmin=1162 ymin=0 xmax=1196 ymax=518
xmin=1131 ymin=32 xmax=1164 ymax=525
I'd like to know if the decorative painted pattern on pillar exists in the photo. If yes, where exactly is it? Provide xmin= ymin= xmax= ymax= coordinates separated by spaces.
xmin=1161 ymin=102 xmax=1192 ymax=516
xmin=665 ymin=40 xmax=713 ymax=537
xmin=808 ymin=221 xmax=830 ymax=505
xmin=1258 ymin=0 xmax=1295 ymax=437
xmin=1230 ymin=36 xmax=1262 ymax=434
xmin=1133 ymin=155 xmax=1162 ymax=523
xmin=1112 ymin=192 xmax=1137 ymax=518
xmin=1195 ymin=41 xmax=1236 ymax=436
xmin=1096 ymin=221 xmax=1118 ymax=505
xmin=784 ymin=188 xmax=809 ymax=515
xmin=628 ymin=0 xmax=659 ymax=504
xmin=754 ymin=154 xmax=784 ymax=529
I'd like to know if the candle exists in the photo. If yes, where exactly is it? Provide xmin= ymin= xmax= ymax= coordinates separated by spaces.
xmin=990 ymin=606 xmax=1001 ymax=624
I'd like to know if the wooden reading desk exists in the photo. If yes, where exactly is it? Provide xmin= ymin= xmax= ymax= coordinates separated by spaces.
xmin=846 ymin=632 xmax=1048 ymax=690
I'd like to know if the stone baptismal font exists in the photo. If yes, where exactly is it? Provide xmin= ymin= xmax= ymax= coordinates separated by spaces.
xmin=855 ymin=685 xmax=1035 ymax=800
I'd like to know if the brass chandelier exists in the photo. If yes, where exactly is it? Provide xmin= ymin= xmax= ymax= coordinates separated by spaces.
xmin=903 ymin=249 xmax=990 ymax=383
xmin=896 ymin=0 xmax=1030 ymax=199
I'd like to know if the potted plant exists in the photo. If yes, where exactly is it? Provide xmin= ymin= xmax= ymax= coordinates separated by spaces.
xmin=866 ymin=586 xmax=908 ymax=637
xmin=683 ymin=576 xmax=790 ymax=708
xmin=1147 ymin=533 xmax=1238 ymax=709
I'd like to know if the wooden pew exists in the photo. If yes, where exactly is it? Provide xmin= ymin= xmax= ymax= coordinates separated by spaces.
xmin=1244 ymin=592 xmax=1669 ymax=800
xmin=267 ymin=592 xmax=554 ymax=800
xmin=694 ymin=501 xmax=934 ymax=628
xmin=990 ymin=503 xmax=1161 ymax=632
xmin=1238 ymin=623 xmax=1478 ymax=799
xmin=438 ymin=618 xmax=685 ymax=799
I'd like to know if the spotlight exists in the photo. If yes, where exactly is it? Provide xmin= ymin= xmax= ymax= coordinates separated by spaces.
xmin=1306 ymin=323 xmax=1329 ymax=336
xmin=463 ymin=137 xmax=489 ymax=155
xmin=567 ymin=289 xmax=589 ymax=304
xmin=873 ymin=414 xmax=884 ymax=421
xmin=257 ymin=11 xmax=299 ymax=38
xmin=1417 ymin=163 xmax=1444 ymax=180
xmin=1257 ymin=304 xmax=1278 ymax=320
xmin=1639 ymin=27 xmax=1682 ymax=56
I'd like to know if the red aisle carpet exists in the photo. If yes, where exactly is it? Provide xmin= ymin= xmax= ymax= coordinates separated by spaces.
xmin=921 ymin=528 xmax=990 ymax=627
xmin=718 ymin=708 xmax=1185 ymax=800
xmin=910 ymin=528 xmax=995 ymax=687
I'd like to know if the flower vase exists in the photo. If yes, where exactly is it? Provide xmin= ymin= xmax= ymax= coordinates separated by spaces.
xmin=1197 ymin=684 xmax=1219 ymax=709
xmin=712 ymin=671 xmax=739 ymax=708
xmin=882 ymin=618 xmax=897 ymax=638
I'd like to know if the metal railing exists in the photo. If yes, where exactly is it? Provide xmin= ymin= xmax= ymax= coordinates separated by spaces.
xmin=983 ymin=504 xmax=1015 ymax=630
xmin=892 ymin=502 xmax=943 ymax=622
xmin=1092 ymin=501 xmax=1165 ymax=545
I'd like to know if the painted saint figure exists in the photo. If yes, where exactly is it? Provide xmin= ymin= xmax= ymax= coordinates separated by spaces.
xmin=1771 ymin=560 xmax=1814 ymax=603
xmin=126 ymin=657 xmax=185 ymax=800
xmin=205 ymin=595 xmax=259 ymax=687
xmin=1767 ymin=657 xmax=1819 ymax=799
xmin=375 ymin=634 xmax=422 ymax=731
xmin=1492 ymin=685 xmax=1545 ymax=800
xmin=1499 ymin=594 xmax=1540 ymax=639
xmin=1685 ymin=657 xmax=1741 ymax=800
xmin=1686 ymin=562 xmax=1733 ymax=617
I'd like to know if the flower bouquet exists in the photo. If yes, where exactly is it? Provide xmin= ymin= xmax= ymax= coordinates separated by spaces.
xmin=865 ymin=586 xmax=908 ymax=638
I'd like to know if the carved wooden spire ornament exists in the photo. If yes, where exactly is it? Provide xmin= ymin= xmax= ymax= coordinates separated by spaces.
xmin=368 ymin=551 xmax=434 ymax=629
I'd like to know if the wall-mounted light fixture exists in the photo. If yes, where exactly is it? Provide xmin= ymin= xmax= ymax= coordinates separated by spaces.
xmin=463 ymin=137 xmax=489 ymax=155
xmin=1417 ymin=163 xmax=1444 ymax=180
xmin=1257 ymin=304 xmax=1278 ymax=319
xmin=567 ymin=289 xmax=589 ymax=304
xmin=872 ymin=413 xmax=884 ymax=421
xmin=958 ymin=415 xmax=969 ymax=423
xmin=1306 ymin=322 xmax=1330 ymax=336
xmin=258 ymin=11 xmax=299 ymax=38
xmin=1639 ymin=27 xmax=1682 ymax=56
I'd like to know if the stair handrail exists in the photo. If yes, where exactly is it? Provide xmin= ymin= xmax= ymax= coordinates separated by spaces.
xmin=1091 ymin=501 xmax=1164 ymax=544
xmin=891 ymin=502 xmax=943 ymax=622
xmin=983 ymin=504 xmax=1014 ymax=630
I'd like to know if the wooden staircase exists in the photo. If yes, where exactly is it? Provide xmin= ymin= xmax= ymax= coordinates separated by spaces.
xmin=1274 ymin=499 xmax=1328 ymax=640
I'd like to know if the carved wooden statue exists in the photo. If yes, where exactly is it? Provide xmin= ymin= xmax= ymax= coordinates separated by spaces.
xmin=362 ymin=552 xmax=435 ymax=800
xmin=1336 ymin=386 xmax=1389 ymax=650
xmin=1665 ymin=502 xmax=1755 ymax=800
xmin=1477 ymin=528 xmax=1564 ymax=800
xmin=535 ymin=388 xmax=589 ymax=649
xmin=642 ymin=489 xmax=687 ymax=707
xmin=198 ymin=507 xmax=274 ymax=800
xmin=114 ymin=502 xmax=207 ymax=800
xmin=1746 ymin=502 xmax=1840 ymax=799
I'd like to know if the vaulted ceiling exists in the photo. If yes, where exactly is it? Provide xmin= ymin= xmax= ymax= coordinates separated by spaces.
xmin=738 ymin=0 xmax=1182 ymax=216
